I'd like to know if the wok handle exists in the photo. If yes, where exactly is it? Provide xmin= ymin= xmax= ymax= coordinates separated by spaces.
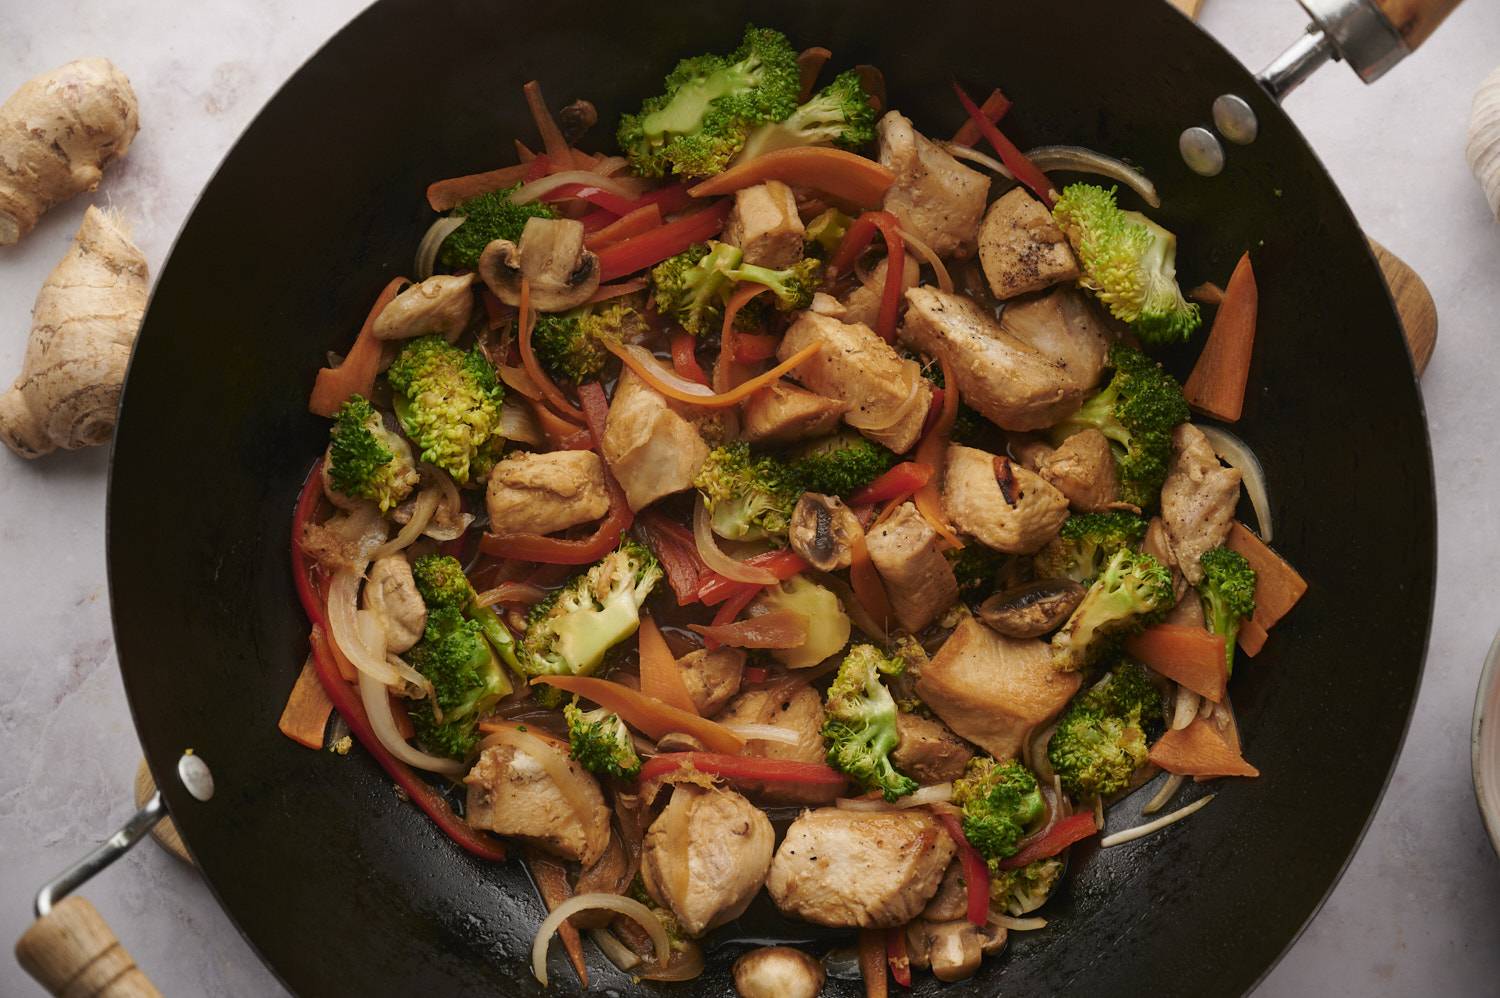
xmin=1374 ymin=0 xmax=1463 ymax=50
xmin=14 ymin=897 xmax=162 ymax=997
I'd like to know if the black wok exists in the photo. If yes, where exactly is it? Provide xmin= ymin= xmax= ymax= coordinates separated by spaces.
xmin=107 ymin=1 xmax=1437 ymax=994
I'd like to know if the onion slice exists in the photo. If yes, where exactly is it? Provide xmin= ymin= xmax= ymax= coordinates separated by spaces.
xmin=1172 ymin=684 xmax=1200 ymax=730
xmin=478 ymin=726 xmax=596 ymax=832
xmin=835 ymin=783 xmax=954 ymax=811
xmin=721 ymin=723 xmax=803 ymax=746
xmin=898 ymin=228 xmax=954 ymax=294
xmin=619 ymin=342 xmax=715 ymax=398
xmin=991 ymin=914 xmax=1048 ymax=931
xmin=370 ymin=488 xmax=439 ymax=560
xmin=326 ymin=571 xmax=401 ymax=685
xmin=500 ymin=399 xmax=545 ymax=447
xmin=531 ymin=893 xmax=669 ymax=986
xmin=475 ymin=582 xmax=549 ymax=608
xmin=588 ymin=928 xmax=641 ymax=972
xmin=1142 ymin=773 xmax=1186 ymax=816
xmin=692 ymin=498 xmax=779 ymax=584
xmin=1024 ymin=145 xmax=1161 ymax=209
xmin=414 ymin=216 xmax=466 ymax=280
xmin=1198 ymin=425 xmax=1273 ymax=544
xmin=941 ymin=142 xmax=1015 ymax=180
xmin=509 ymin=170 xmax=642 ymax=207
xmin=420 ymin=467 xmax=470 ymax=542
xmin=356 ymin=668 xmax=464 ymax=775
xmin=1099 ymin=794 xmax=1215 ymax=847
xmin=844 ymin=368 xmax=921 ymax=432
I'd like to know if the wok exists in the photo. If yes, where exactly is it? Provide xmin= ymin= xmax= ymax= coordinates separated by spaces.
xmin=100 ymin=0 xmax=1439 ymax=994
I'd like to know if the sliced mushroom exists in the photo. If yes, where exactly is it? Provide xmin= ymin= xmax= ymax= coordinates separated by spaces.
xmin=478 ymin=216 xmax=600 ymax=312
xmin=978 ymin=579 xmax=1086 ymax=638
xmin=732 ymin=946 xmax=825 ymax=998
xmin=789 ymin=492 xmax=861 ymax=571
xmin=372 ymin=273 xmax=476 ymax=341
xmin=907 ymin=919 xmax=1008 ymax=983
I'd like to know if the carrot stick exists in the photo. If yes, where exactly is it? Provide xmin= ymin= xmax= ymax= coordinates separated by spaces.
xmin=1124 ymin=625 xmax=1227 ymax=703
xmin=797 ymin=47 xmax=832 ymax=102
xmin=523 ymin=80 xmax=576 ymax=170
xmin=717 ymin=283 xmax=772 ymax=392
xmin=535 ymin=676 xmax=745 ymax=754
xmin=309 ymin=276 xmax=406 ymax=417
xmin=389 ymin=695 xmax=415 ymax=740
xmin=1184 ymin=252 xmax=1257 ymax=422
xmin=912 ymin=356 xmax=963 ymax=549
xmin=670 ymin=332 xmax=710 ymax=386
xmin=638 ymin=615 xmax=698 ymax=715
xmin=326 ymin=626 xmax=359 ymax=683
xmin=426 ymin=162 xmax=532 ymax=212
xmin=1149 ymin=718 xmax=1259 ymax=778
xmin=950 ymin=88 xmax=1012 ymax=147
xmin=849 ymin=528 xmax=893 ymax=635
xmin=687 ymin=147 xmax=897 ymax=208
xmin=515 ymin=139 xmax=537 ymax=163
xmin=584 ymin=202 xmax=662 ymax=251
xmin=524 ymin=849 xmax=589 ymax=987
xmin=859 ymin=928 xmax=889 ymax=998
xmin=584 ymin=278 xmax=649 ymax=305
xmin=517 ymin=277 xmax=586 ymax=422
xmin=603 ymin=338 xmax=820 ymax=409
xmin=1226 ymin=521 xmax=1307 ymax=632
xmin=1238 ymin=617 xmax=1269 ymax=657
xmin=278 ymin=655 xmax=334 ymax=749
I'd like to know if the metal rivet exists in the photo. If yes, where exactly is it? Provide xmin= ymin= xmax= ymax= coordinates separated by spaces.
xmin=1179 ymin=126 xmax=1225 ymax=177
xmin=1213 ymin=94 xmax=1259 ymax=145
xmin=178 ymin=751 xmax=215 ymax=802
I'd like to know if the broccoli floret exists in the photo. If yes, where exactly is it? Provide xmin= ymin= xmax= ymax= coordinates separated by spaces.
xmin=821 ymin=644 xmax=916 ymax=802
xmin=1048 ymin=661 xmax=1164 ymax=798
xmin=325 ymin=395 xmax=419 ymax=512
xmin=734 ymin=69 xmax=877 ymax=163
xmin=804 ymin=207 xmax=852 ymax=257
xmin=411 ymin=553 xmax=522 ymax=672
xmin=438 ymin=185 xmax=558 ymax=270
xmin=407 ymin=606 xmax=512 ymax=759
xmin=651 ymin=242 xmax=738 ymax=336
xmin=517 ymin=538 xmax=662 ymax=693
xmin=1051 ymin=183 xmax=1201 ymax=346
xmin=1034 ymin=511 xmax=1149 ymax=584
xmin=1197 ymin=546 xmax=1257 ymax=676
xmin=1049 ymin=343 xmax=1189 ymax=508
xmin=989 ymin=858 xmax=1064 ymax=915
xmin=947 ymin=544 xmax=1005 ymax=597
xmin=785 ymin=431 xmax=896 ymax=496
xmin=386 ymin=336 xmax=505 ymax=485
xmin=730 ymin=256 xmax=823 ymax=312
xmin=693 ymin=442 xmax=800 ymax=542
xmin=1050 ymin=548 xmax=1175 ymax=671
xmin=564 ymin=700 xmax=641 ymax=779
xmin=952 ymin=757 xmax=1045 ymax=862
xmin=617 ymin=25 xmax=800 ymax=178
xmin=531 ymin=299 xmax=646 ymax=384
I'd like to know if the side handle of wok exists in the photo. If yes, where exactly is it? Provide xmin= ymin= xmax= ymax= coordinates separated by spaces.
xmin=1374 ymin=0 xmax=1464 ymax=50
xmin=16 ymin=896 xmax=161 ymax=998
xmin=1259 ymin=0 xmax=1465 ymax=100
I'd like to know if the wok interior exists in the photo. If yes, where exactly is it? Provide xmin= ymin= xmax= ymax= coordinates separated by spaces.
xmin=106 ymin=1 xmax=1434 ymax=994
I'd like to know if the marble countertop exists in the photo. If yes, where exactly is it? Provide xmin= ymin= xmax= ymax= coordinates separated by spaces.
xmin=2 ymin=1 xmax=1498 ymax=994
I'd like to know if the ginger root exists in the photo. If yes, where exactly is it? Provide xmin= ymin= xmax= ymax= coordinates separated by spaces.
xmin=0 ymin=206 xmax=147 ymax=458
xmin=0 ymin=58 xmax=140 ymax=245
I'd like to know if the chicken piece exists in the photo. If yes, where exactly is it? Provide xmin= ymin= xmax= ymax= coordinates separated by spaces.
xmin=464 ymin=740 xmax=610 ymax=865
xmin=876 ymin=111 xmax=990 ymax=258
xmin=484 ymin=449 xmax=610 ymax=537
xmin=741 ymin=379 xmax=847 ymax=445
xmin=363 ymin=555 xmax=426 ymax=653
xmin=722 ymin=180 xmax=805 ymax=268
xmin=717 ymin=685 xmax=841 ymax=804
xmin=677 ymin=646 xmax=745 ymax=716
xmin=1038 ymin=427 xmax=1122 ymax=512
xmin=978 ymin=188 xmax=1080 ymax=300
xmin=766 ymin=808 xmax=956 ymax=928
xmin=779 ymin=311 xmax=932 ymax=454
xmin=600 ymin=367 xmax=710 ymax=511
xmin=372 ymin=273 xmax=476 ymax=341
xmin=841 ymin=254 xmax=920 ymax=329
xmin=893 ymin=712 xmax=973 ymax=785
xmin=1008 ymin=434 xmax=1055 ymax=472
xmin=916 ymin=616 xmax=1081 ymax=760
xmin=1161 ymin=423 xmax=1242 ymax=585
xmin=641 ymin=785 xmax=774 ymax=936
xmin=943 ymin=444 xmax=1069 ymax=555
xmin=1142 ymin=515 xmax=1189 ymax=603
xmin=865 ymin=501 xmax=960 ymax=633
xmin=921 ymin=861 xmax=969 ymax=922
xmin=900 ymin=285 xmax=1110 ymax=431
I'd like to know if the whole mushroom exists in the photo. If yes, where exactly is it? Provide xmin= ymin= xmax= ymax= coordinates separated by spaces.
xmin=478 ymin=216 xmax=600 ymax=312
xmin=732 ymin=946 xmax=825 ymax=998
xmin=789 ymin=492 xmax=861 ymax=571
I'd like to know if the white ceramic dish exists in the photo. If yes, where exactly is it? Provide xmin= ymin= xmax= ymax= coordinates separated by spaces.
xmin=1471 ymin=628 xmax=1500 ymax=857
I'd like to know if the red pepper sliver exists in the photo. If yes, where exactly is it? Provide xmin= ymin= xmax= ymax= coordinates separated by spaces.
xmin=696 ymin=549 xmax=808 ymax=605
xmin=670 ymin=331 xmax=709 ymax=385
xmin=829 ymin=210 xmax=906 ymax=342
xmin=950 ymin=88 xmax=1013 ymax=147
xmin=596 ymin=201 xmax=732 ymax=281
xmin=733 ymin=333 xmax=780 ymax=364
xmin=935 ymin=812 xmax=991 ymax=926
xmin=952 ymin=81 xmax=1056 ymax=207
xmin=634 ymin=510 xmax=707 ymax=605
xmin=886 ymin=925 xmax=912 ymax=988
xmin=997 ymin=812 xmax=1098 ymax=870
xmin=849 ymin=462 xmax=933 ymax=506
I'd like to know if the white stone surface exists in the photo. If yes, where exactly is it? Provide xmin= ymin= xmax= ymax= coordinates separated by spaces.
xmin=1 ymin=1 xmax=1498 ymax=995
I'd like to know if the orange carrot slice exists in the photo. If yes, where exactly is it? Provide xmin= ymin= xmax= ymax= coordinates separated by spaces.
xmin=638 ymin=615 xmax=698 ymax=715
xmin=523 ymin=79 xmax=577 ymax=170
xmin=584 ymin=203 xmax=663 ymax=251
xmin=1125 ymin=625 xmax=1227 ymax=703
xmin=536 ymin=676 xmax=745 ymax=755
xmin=687 ymin=147 xmax=896 ymax=208
xmin=309 ymin=276 xmax=406 ymax=417
xmin=1238 ymin=617 xmax=1269 ymax=657
xmin=1184 ymin=252 xmax=1258 ymax=422
xmin=1150 ymin=718 xmax=1259 ymax=778
xmin=797 ymin=47 xmax=832 ymax=102
xmin=517 ymin=277 xmax=586 ymax=422
xmin=278 ymin=655 xmax=334 ymax=749
xmin=1226 ymin=521 xmax=1307 ymax=632
xmin=602 ymin=338 xmax=821 ymax=409
xmin=426 ymin=162 xmax=532 ymax=212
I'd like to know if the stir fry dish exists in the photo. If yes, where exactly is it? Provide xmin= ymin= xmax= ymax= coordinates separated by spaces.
xmin=286 ymin=26 xmax=1308 ymax=993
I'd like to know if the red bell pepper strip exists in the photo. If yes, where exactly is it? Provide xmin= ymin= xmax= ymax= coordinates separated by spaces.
xmin=479 ymin=382 xmax=633 ymax=563
xmin=886 ymin=926 xmax=912 ymax=988
xmin=634 ymin=510 xmax=708 ymax=605
xmin=596 ymin=201 xmax=732 ymax=282
xmin=670 ymin=331 xmax=709 ymax=385
xmin=545 ymin=181 xmax=695 ymax=220
xmin=828 ymin=210 xmax=906 ymax=342
xmin=586 ymin=203 xmax=664 ymax=250
xmin=639 ymin=752 xmax=847 ymax=788
xmin=733 ymin=333 xmax=780 ymax=364
xmin=849 ymin=462 xmax=933 ymax=507
xmin=997 ymin=812 xmax=1098 ymax=870
xmin=952 ymin=81 xmax=1056 ymax=207
xmin=934 ymin=812 xmax=991 ymax=926
xmin=696 ymin=549 xmax=808 ymax=606
xmin=949 ymin=88 xmax=1012 ymax=147
xmin=742 ymin=665 xmax=770 ymax=684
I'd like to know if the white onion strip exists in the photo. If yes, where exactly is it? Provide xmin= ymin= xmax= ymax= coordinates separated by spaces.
xmin=590 ymin=156 xmax=631 ymax=178
xmin=1099 ymin=794 xmax=1215 ymax=848
xmin=722 ymin=723 xmax=803 ymax=746
xmin=1024 ymin=146 xmax=1161 ymax=209
xmin=898 ymin=228 xmax=954 ymax=294
xmin=942 ymin=142 xmax=1014 ymax=180
xmin=1172 ymin=685 xmax=1201 ymax=730
xmin=532 ymin=894 xmax=669 ymax=986
xmin=835 ymin=783 xmax=954 ymax=811
xmin=991 ymin=914 xmax=1048 ymax=931
xmin=589 ymin=928 xmax=642 ymax=971
xmin=1198 ymin=425 xmax=1273 ymax=544
xmin=619 ymin=342 xmax=715 ymax=398
xmin=692 ymin=497 xmax=779 ymax=584
xmin=414 ymin=216 xmax=466 ymax=280
xmin=500 ymin=399 xmax=545 ymax=447
xmin=844 ymin=369 xmax=921 ymax=432
xmin=478 ymin=727 xmax=595 ymax=832
xmin=1142 ymin=773 xmax=1186 ymax=816
xmin=421 ymin=467 xmax=471 ymax=541
xmin=327 ymin=571 xmax=401 ymax=685
xmin=509 ymin=170 xmax=642 ymax=207
xmin=356 ymin=669 xmax=464 ymax=775
xmin=370 ymin=488 xmax=439 ymax=560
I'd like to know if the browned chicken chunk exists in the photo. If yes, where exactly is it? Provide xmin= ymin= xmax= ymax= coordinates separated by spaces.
xmin=372 ymin=273 xmax=476 ymax=341
xmin=779 ymin=311 xmax=932 ymax=454
xmin=943 ymin=444 xmax=1069 ymax=554
xmin=876 ymin=111 xmax=990 ymax=258
xmin=1038 ymin=427 xmax=1122 ymax=512
xmin=766 ymin=808 xmax=956 ymax=927
xmin=600 ymin=367 xmax=709 ymax=511
xmin=865 ymin=501 xmax=960 ymax=633
xmin=463 ymin=739 xmax=609 ymax=865
xmin=677 ymin=646 xmax=745 ymax=716
xmin=484 ymin=449 xmax=610 ymax=537
xmin=1142 ymin=515 xmax=1189 ymax=603
xmin=893 ymin=711 xmax=974 ymax=784
xmin=916 ymin=616 xmax=1081 ymax=760
xmin=722 ymin=180 xmax=804 ymax=268
xmin=978 ymin=188 xmax=1079 ymax=300
xmin=1161 ymin=423 xmax=1242 ymax=585
xmin=741 ymin=379 xmax=847 ymax=445
xmin=364 ymin=554 xmax=426 ymax=653
xmin=641 ymin=784 xmax=775 ymax=936
xmin=717 ymin=685 xmax=843 ymax=804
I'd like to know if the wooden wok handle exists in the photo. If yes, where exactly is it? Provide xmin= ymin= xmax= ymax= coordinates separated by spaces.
xmin=14 ymin=897 xmax=162 ymax=997
xmin=1374 ymin=0 xmax=1464 ymax=50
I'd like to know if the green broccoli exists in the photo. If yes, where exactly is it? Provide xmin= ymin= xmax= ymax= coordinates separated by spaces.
xmin=693 ymin=442 xmax=800 ymax=542
xmin=1049 ymin=343 xmax=1189 ymax=508
xmin=804 ymin=207 xmax=852 ymax=257
xmin=947 ymin=544 xmax=1005 ymax=597
xmin=1048 ymin=661 xmax=1163 ymax=799
xmin=989 ymin=858 xmax=1063 ymax=915
xmin=1050 ymin=548 xmax=1175 ymax=671
xmin=1197 ymin=546 xmax=1257 ymax=676
xmin=952 ymin=757 xmax=1045 ymax=862
xmin=438 ymin=185 xmax=558 ymax=270
xmin=784 ymin=431 xmax=896 ymax=497
xmin=386 ymin=335 xmax=505 ymax=485
xmin=1034 ymin=511 xmax=1149 ymax=584
xmin=325 ymin=395 xmax=419 ymax=512
xmin=821 ymin=644 xmax=916 ymax=801
xmin=410 ymin=553 xmax=522 ymax=673
xmin=617 ymin=25 xmax=800 ymax=178
xmin=563 ymin=700 xmax=641 ymax=779
xmin=1051 ymin=182 xmax=1201 ymax=346
xmin=653 ymin=241 xmax=823 ymax=336
xmin=531 ymin=298 xmax=647 ymax=384
xmin=407 ymin=606 xmax=512 ymax=759
xmin=734 ymin=69 xmax=877 ymax=163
